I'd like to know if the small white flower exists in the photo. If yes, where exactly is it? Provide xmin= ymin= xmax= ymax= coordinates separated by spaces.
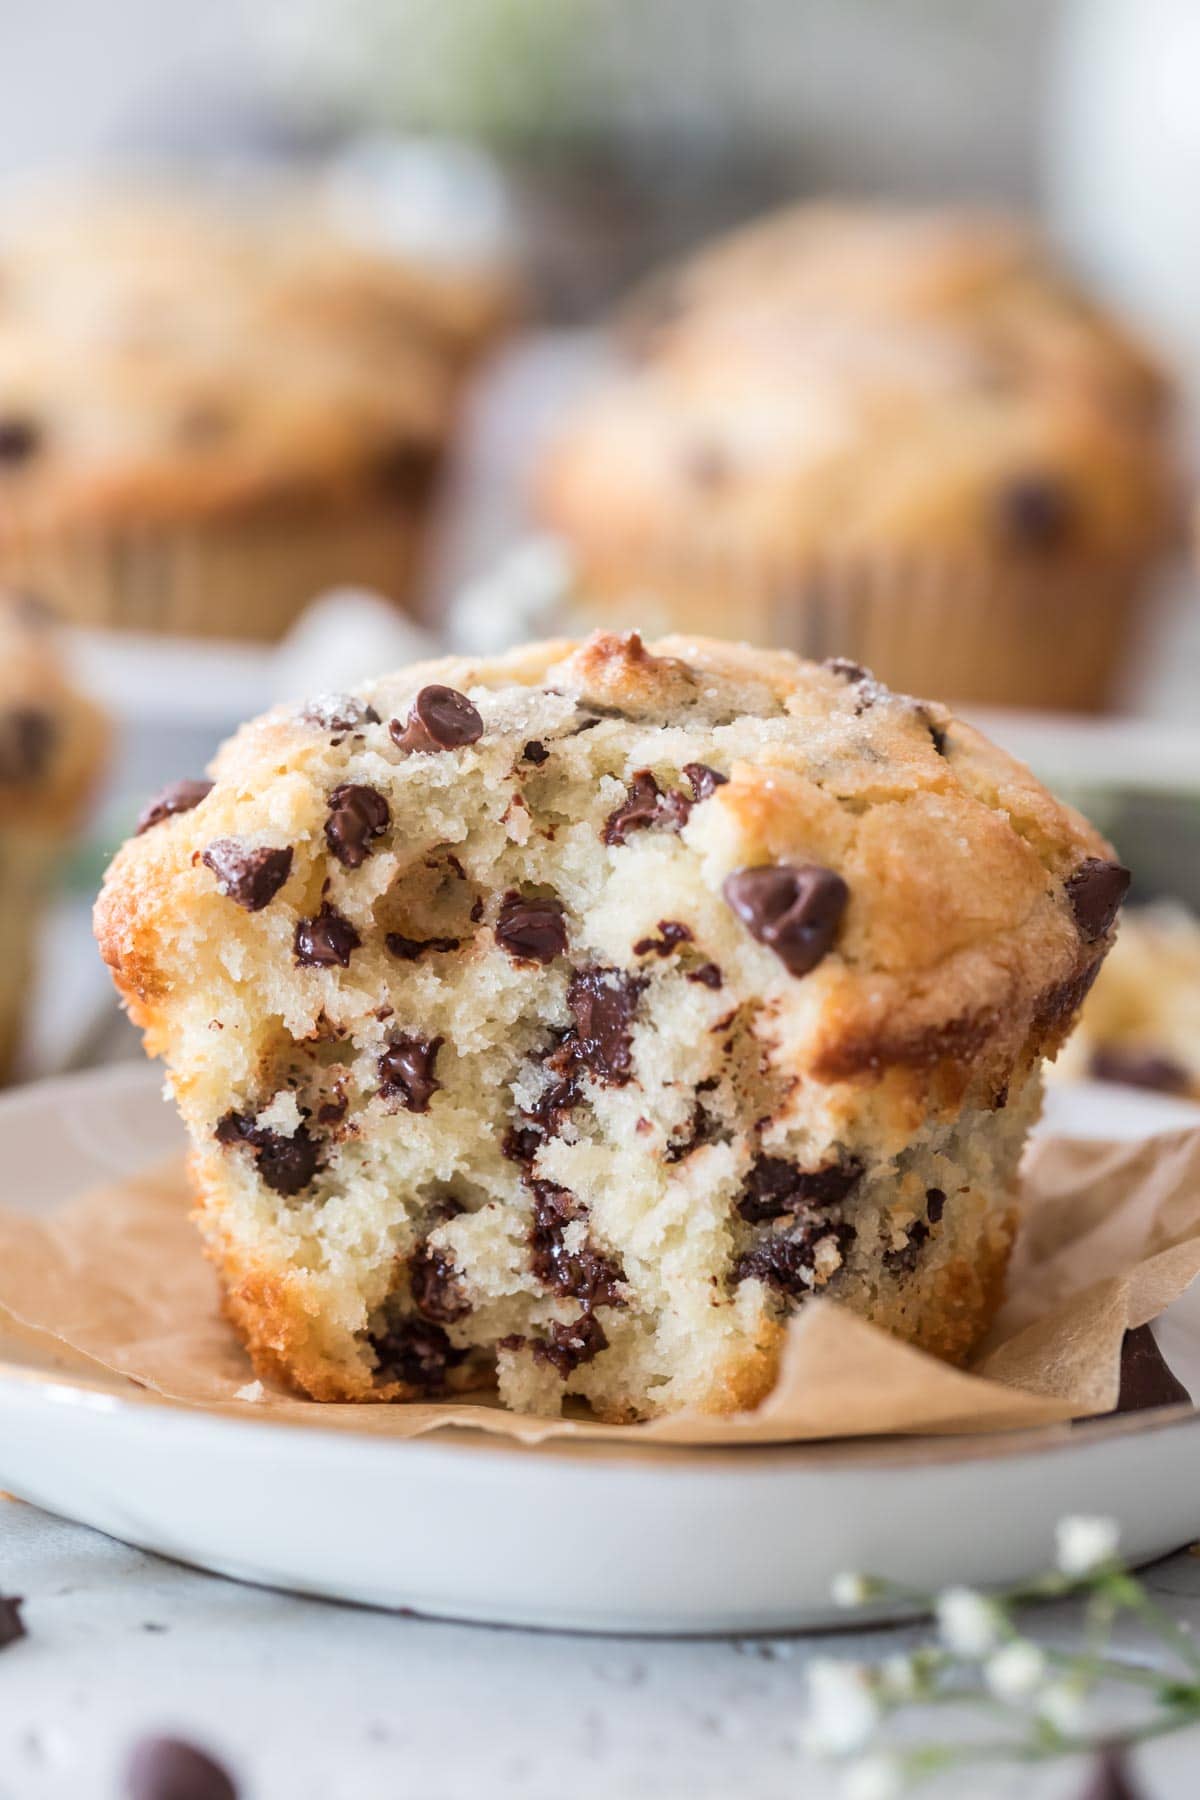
xmin=935 ymin=1587 xmax=1001 ymax=1657
xmin=832 ymin=1572 xmax=874 ymax=1609
xmin=1038 ymin=1677 xmax=1088 ymax=1736
xmin=841 ymin=1753 xmax=905 ymax=1800
xmin=984 ymin=1639 xmax=1046 ymax=1701
xmin=804 ymin=1658 xmax=882 ymax=1755
xmin=1056 ymin=1515 xmax=1120 ymax=1578
xmin=879 ymin=1654 xmax=920 ymax=1702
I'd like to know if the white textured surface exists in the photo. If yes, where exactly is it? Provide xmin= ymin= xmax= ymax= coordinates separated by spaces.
xmin=1 ymin=1495 xmax=1199 ymax=1800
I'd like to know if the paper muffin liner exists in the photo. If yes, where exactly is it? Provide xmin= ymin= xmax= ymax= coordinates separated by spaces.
xmin=558 ymin=542 xmax=1158 ymax=713
xmin=0 ymin=497 xmax=433 ymax=641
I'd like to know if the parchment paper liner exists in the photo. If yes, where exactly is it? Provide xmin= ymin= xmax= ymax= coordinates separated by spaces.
xmin=0 ymin=1127 xmax=1198 ymax=1448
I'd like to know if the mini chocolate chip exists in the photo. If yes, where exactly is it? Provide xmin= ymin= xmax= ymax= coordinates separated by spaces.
xmin=633 ymin=920 xmax=693 ymax=958
xmin=687 ymin=962 xmax=724 ymax=989
xmin=202 ymin=841 xmax=293 ymax=912
xmin=565 ymin=967 xmax=646 ymax=1085
xmin=603 ymin=770 xmax=690 ymax=846
xmin=325 ymin=783 xmax=390 ymax=869
xmin=369 ymin=1318 xmax=464 ymax=1391
xmin=884 ymin=1217 xmax=929 ymax=1275
xmin=0 ymin=1594 xmax=25 ymax=1650
xmin=390 ymin=685 xmax=483 ymax=753
xmin=0 ymin=416 xmax=40 ymax=465
xmin=1090 ymin=1046 xmax=1191 ymax=1096
xmin=1064 ymin=858 xmax=1131 ymax=942
xmin=522 ymin=739 xmax=550 ymax=766
xmin=925 ymin=1187 xmax=946 ymax=1224
xmin=683 ymin=762 xmax=728 ymax=802
xmin=294 ymin=903 xmax=360 ymax=968
xmin=997 ymin=474 xmax=1074 ymax=552
xmin=384 ymin=932 xmax=462 ymax=961
xmin=736 ymin=1155 xmax=864 ymax=1223
xmin=533 ymin=1312 xmax=609 ymax=1378
xmin=126 ymin=1735 xmax=238 ymax=1800
xmin=723 ymin=864 xmax=849 ymax=977
xmin=215 ymin=1111 xmax=320 ymax=1197
xmin=495 ymin=892 xmax=568 ymax=965
xmin=733 ymin=1220 xmax=855 ymax=1299
xmin=529 ymin=1181 xmax=625 ymax=1307
xmin=1114 ymin=1323 xmax=1191 ymax=1414
xmin=409 ymin=1242 xmax=470 ymax=1324
xmin=378 ymin=1033 xmax=442 ymax=1112
xmin=0 ymin=708 xmax=55 ymax=782
xmin=300 ymin=696 xmax=381 ymax=734
xmin=136 ymin=778 xmax=212 ymax=835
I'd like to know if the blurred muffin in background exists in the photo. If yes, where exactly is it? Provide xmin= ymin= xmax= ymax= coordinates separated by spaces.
xmin=1056 ymin=903 xmax=1200 ymax=1100
xmin=536 ymin=205 xmax=1176 ymax=710
xmin=0 ymin=184 xmax=516 ymax=640
xmin=0 ymin=592 xmax=107 ymax=1078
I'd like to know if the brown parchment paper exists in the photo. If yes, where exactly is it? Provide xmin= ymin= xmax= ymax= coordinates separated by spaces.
xmin=1 ymin=1128 xmax=1199 ymax=1447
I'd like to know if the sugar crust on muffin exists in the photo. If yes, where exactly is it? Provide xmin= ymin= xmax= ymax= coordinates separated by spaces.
xmin=96 ymin=630 xmax=1124 ymax=1420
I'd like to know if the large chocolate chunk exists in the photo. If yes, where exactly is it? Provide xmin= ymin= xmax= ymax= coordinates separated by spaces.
xmin=378 ymin=1033 xmax=443 ymax=1112
xmin=136 ymin=778 xmax=212 ymax=835
xmin=603 ymin=770 xmax=690 ymax=846
xmin=1114 ymin=1323 xmax=1191 ymax=1414
xmin=733 ymin=1220 xmax=855 ymax=1299
xmin=495 ymin=892 xmax=568 ymax=965
xmin=325 ymin=783 xmax=390 ymax=869
xmin=215 ymin=1111 xmax=320 ymax=1197
xmin=530 ymin=1181 xmax=624 ymax=1307
xmin=294 ymin=903 xmax=361 ymax=968
xmin=736 ymin=1154 xmax=864 ymax=1223
xmin=566 ymin=967 xmax=646 ymax=1085
xmin=390 ymin=685 xmax=483 ymax=754
xmin=723 ymin=864 xmax=849 ymax=977
xmin=409 ymin=1242 xmax=470 ymax=1324
xmin=369 ymin=1319 xmax=464 ymax=1391
xmin=0 ymin=1594 xmax=24 ymax=1650
xmin=533 ymin=1312 xmax=609 ymax=1378
xmin=126 ymin=1736 xmax=238 ymax=1800
xmin=0 ymin=708 xmax=55 ymax=782
xmin=1064 ymin=858 xmax=1131 ymax=942
xmin=202 ymin=840 xmax=293 ymax=912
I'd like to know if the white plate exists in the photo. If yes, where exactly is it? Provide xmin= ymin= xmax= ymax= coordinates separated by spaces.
xmin=0 ymin=1065 xmax=1198 ymax=1636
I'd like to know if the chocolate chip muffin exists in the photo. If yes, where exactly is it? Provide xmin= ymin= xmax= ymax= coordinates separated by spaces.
xmin=95 ymin=631 xmax=1124 ymax=1420
xmin=1055 ymin=903 xmax=1200 ymax=1101
xmin=0 ymin=184 xmax=514 ymax=639
xmin=0 ymin=591 xmax=107 ymax=1076
xmin=536 ymin=205 xmax=1175 ymax=711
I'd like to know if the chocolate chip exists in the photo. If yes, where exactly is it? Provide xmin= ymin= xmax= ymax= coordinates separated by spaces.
xmin=1090 ymin=1046 xmax=1191 ymax=1096
xmin=529 ymin=1181 xmax=624 ymax=1307
xmin=736 ymin=1155 xmax=864 ymax=1223
xmin=533 ymin=1312 xmax=609 ymax=1378
xmin=997 ymin=474 xmax=1074 ymax=552
xmin=126 ymin=1735 xmax=238 ymax=1800
xmin=925 ymin=1187 xmax=946 ymax=1224
xmin=1074 ymin=1747 xmax=1147 ymax=1800
xmin=1064 ymin=858 xmax=1131 ymax=942
xmin=390 ymin=685 xmax=483 ymax=753
xmin=0 ymin=708 xmax=55 ymax=782
xmin=1114 ymin=1323 xmax=1191 ymax=1414
xmin=294 ymin=903 xmax=361 ymax=968
xmin=378 ymin=1034 xmax=442 ymax=1112
xmin=495 ymin=892 xmax=568 ymax=965
xmin=0 ymin=1594 xmax=25 ymax=1650
xmin=325 ymin=783 xmax=390 ymax=869
xmin=665 ymin=1102 xmax=719 ymax=1164
xmin=0 ymin=416 xmax=40 ymax=465
xmin=505 ymin=1059 xmax=582 ymax=1165
xmin=683 ymin=762 xmax=728 ymax=802
xmin=823 ymin=658 xmax=870 ymax=684
xmin=723 ymin=864 xmax=849 ymax=977
xmin=384 ymin=932 xmax=462 ymax=961
xmin=409 ymin=1242 xmax=470 ymax=1324
xmin=136 ymin=778 xmax=212 ymax=835
xmin=522 ymin=739 xmax=550 ymax=766
xmin=202 ymin=841 xmax=293 ymax=911
xmin=369 ymin=1319 xmax=464 ymax=1391
xmin=565 ymin=967 xmax=646 ymax=1085
xmin=316 ymin=1092 xmax=348 ymax=1126
xmin=687 ymin=963 xmax=724 ymax=990
xmin=883 ymin=1217 xmax=929 ymax=1275
xmin=733 ymin=1221 xmax=855 ymax=1299
xmin=632 ymin=920 xmax=693 ymax=958
xmin=603 ymin=770 xmax=690 ymax=846
xmin=300 ymin=696 xmax=380 ymax=734
xmin=215 ymin=1111 xmax=320 ymax=1197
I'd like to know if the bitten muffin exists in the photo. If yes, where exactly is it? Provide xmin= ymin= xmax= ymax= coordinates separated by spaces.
xmin=1055 ymin=903 xmax=1200 ymax=1100
xmin=536 ymin=206 xmax=1175 ymax=711
xmin=96 ymin=630 xmax=1125 ymax=1420
xmin=0 ymin=591 xmax=107 ymax=1076
xmin=0 ymin=185 xmax=515 ymax=639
